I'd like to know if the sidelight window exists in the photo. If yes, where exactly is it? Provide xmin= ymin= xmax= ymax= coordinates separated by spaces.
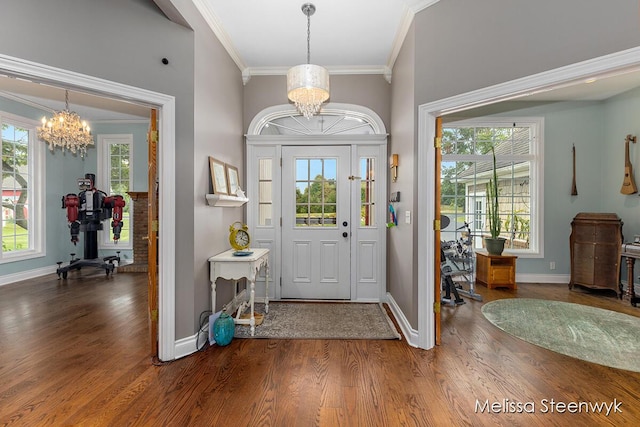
xmin=258 ymin=158 xmax=273 ymax=226
xmin=360 ymin=157 xmax=376 ymax=226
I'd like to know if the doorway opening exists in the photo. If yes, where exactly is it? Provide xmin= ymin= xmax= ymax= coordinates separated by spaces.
xmin=0 ymin=54 xmax=177 ymax=361
xmin=418 ymin=47 xmax=640 ymax=351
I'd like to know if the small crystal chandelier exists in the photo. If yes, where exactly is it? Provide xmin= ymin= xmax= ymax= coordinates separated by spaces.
xmin=287 ymin=3 xmax=330 ymax=119
xmin=38 ymin=90 xmax=93 ymax=157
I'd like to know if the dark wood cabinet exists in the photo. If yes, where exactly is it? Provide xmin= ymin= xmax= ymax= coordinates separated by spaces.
xmin=569 ymin=213 xmax=623 ymax=296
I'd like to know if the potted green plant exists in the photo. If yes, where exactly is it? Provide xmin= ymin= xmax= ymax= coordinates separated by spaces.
xmin=485 ymin=145 xmax=506 ymax=255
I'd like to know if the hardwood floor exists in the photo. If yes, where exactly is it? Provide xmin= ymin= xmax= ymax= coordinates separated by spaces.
xmin=1 ymin=271 xmax=639 ymax=426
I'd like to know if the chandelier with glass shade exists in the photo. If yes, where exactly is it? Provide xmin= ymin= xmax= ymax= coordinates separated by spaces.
xmin=38 ymin=90 xmax=93 ymax=156
xmin=287 ymin=3 xmax=330 ymax=119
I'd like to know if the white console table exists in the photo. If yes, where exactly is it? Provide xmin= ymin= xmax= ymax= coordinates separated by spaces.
xmin=208 ymin=248 xmax=269 ymax=336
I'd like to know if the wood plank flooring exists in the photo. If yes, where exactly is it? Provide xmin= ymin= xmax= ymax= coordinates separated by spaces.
xmin=1 ymin=270 xmax=639 ymax=426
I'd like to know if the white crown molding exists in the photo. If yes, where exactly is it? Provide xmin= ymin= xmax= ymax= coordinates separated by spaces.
xmin=385 ymin=5 xmax=413 ymax=82
xmin=406 ymin=0 xmax=441 ymax=14
xmin=192 ymin=0 xmax=246 ymax=72
xmin=242 ymin=65 xmax=392 ymax=85
xmin=385 ymin=1 xmax=441 ymax=79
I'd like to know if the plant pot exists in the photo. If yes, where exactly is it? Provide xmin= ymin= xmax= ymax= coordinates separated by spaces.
xmin=484 ymin=237 xmax=506 ymax=256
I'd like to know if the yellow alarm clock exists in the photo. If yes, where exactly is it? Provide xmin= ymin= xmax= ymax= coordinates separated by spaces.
xmin=229 ymin=221 xmax=251 ymax=251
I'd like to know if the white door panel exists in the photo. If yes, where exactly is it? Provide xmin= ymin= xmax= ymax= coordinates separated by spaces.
xmin=282 ymin=146 xmax=351 ymax=299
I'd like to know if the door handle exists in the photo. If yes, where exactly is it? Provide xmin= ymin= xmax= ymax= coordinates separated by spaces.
xmin=342 ymin=232 xmax=348 ymax=238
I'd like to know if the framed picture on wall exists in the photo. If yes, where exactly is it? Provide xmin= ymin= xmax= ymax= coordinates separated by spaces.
xmin=226 ymin=164 xmax=240 ymax=196
xmin=209 ymin=156 xmax=228 ymax=195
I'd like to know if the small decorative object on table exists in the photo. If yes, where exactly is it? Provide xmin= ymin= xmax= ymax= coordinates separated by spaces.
xmin=229 ymin=221 xmax=251 ymax=252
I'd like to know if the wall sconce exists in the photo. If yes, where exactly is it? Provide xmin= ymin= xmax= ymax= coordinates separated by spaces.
xmin=390 ymin=154 xmax=399 ymax=182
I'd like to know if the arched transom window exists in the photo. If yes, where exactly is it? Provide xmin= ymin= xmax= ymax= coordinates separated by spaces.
xmin=248 ymin=103 xmax=386 ymax=136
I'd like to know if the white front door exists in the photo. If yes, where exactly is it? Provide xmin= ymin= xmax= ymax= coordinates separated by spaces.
xmin=281 ymin=146 xmax=351 ymax=299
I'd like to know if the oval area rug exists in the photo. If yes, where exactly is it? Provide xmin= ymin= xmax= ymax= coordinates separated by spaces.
xmin=481 ymin=298 xmax=640 ymax=372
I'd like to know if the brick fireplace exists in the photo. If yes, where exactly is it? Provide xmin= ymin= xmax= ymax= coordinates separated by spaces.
xmin=118 ymin=191 xmax=149 ymax=273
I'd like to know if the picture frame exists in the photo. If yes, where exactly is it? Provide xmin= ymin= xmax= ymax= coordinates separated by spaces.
xmin=209 ymin=156 xmax=228 ymax=195
xmin=225 ymin=164 xmax=240 ymax=196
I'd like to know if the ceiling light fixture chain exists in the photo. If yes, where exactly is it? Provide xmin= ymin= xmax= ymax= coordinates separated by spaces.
xmin=37 ymin=90 xmax=93 ymax=157
xmin=287 ymin=2 xmax=330 ymax=120
xmin=304 ymin=3 xmax=314 ymax=64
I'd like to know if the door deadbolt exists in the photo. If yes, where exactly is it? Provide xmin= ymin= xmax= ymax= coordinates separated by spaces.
xmin=343 ymin=221 xmax=348 ymax=227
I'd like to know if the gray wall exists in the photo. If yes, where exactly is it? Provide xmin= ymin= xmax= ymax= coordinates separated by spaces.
xmin=186 ymin=1 xmax=245 ymax=334
xmin=0 ymin=0 xmax=244 ymax=341
xmin=389 ymin=21 xmax=417 ymax=328
xmin=389 ymin=0 xmax=640 ymax=328
xmin=414 ymin=0 xmax=640 ymax=105
xmin=602 ymin=87 xmax=640 ymax=253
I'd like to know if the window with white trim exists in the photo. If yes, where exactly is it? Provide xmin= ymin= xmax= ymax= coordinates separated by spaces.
xmin=98 ymin=134 xmax=132 ymax=249
xmin=441 ymin=117 xmax=543 ymax=255
xmin=1 ymin=112 xmax=44 ymax=262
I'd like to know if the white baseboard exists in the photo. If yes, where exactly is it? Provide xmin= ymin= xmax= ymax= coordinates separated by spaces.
xmin=174 ymin=334 xmax=199 ymax=359
xmin=0 ymin=265 xmax=56 ymax=287
xmin=516 ymin=273 xmax=570 ymax=284
xmin=385 ymin=292 xmax=419 ymax=347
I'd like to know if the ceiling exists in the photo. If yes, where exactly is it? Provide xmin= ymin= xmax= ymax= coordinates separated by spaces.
xmin=194 ymin=0 xmax=437 ymax=78
xmin=2 ymin=0 xmax=640 ymax=122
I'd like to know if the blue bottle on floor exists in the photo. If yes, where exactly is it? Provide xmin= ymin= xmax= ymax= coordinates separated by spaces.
xmin=213 ymin=310 xmax=235 ymax=346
